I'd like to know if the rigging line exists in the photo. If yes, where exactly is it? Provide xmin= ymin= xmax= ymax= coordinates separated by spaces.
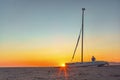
xmin=71 ymin=27 xmax=82 ymax=62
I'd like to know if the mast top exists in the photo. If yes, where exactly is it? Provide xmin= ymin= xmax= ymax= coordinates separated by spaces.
xmin=82 ymin=8 xmax=85 ymax=11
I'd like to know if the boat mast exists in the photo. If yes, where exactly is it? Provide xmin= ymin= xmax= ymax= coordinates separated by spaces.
xmin=81 ymin=8 xmax=85 ymax=63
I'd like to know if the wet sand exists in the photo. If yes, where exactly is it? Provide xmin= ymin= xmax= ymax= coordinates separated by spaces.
xmin=0 ymin=65 xmax=120 ymax=80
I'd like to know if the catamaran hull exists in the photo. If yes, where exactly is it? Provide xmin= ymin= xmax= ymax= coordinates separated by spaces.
xmin=65 ymin=61 xmax=109 ymax=67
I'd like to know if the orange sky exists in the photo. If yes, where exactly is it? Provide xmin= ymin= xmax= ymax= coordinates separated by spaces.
xmin=0 ymin=36 xmax=120 ymax=67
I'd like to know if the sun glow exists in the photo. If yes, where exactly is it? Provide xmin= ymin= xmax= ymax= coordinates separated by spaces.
xmin=61 ymin=63 xmax=65 ymax=67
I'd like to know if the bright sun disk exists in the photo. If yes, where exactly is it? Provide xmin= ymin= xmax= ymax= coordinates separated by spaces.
xmin=61 ymin=63 xmax=65 ymax=67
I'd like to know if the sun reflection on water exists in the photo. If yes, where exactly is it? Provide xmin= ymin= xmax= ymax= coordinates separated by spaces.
xmin=58 ymin=64 xmax=68 ymax=80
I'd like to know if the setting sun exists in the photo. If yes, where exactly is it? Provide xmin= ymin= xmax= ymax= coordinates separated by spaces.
xmin=61 ymin=63 xmax=65 ymax=67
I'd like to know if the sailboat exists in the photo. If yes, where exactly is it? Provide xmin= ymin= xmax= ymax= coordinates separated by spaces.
xmin=65 ymin=8 xmax=109 ymax=67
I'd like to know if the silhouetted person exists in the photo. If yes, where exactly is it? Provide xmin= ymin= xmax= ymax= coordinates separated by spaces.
xmin=91 ymin=56 xmax=96 ymax=62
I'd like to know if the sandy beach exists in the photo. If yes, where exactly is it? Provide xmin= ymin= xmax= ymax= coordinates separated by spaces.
xmin=0 ymin=65 xmax=120 ymax=80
